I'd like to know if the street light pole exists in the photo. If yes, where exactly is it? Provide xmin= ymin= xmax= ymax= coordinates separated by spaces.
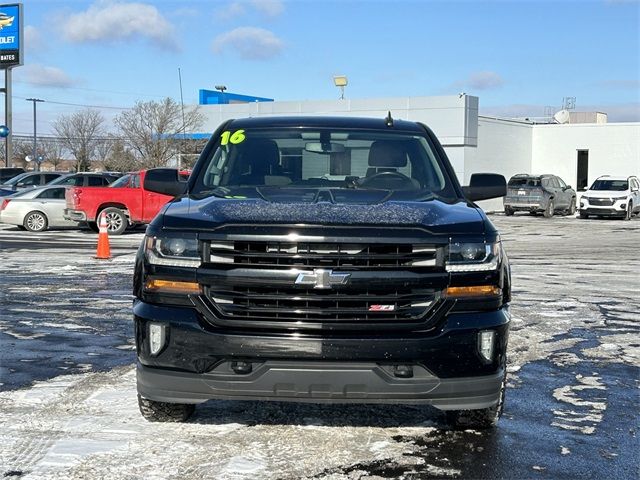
xmin=26 ymin=98 xmax=44 ymax=171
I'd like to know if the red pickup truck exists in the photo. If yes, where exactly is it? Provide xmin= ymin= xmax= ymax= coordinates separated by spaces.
xmin=64 ymin=169 xmax=188 ymax=235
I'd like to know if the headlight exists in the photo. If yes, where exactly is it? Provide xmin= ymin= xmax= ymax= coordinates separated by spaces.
xmin=613 ymin=196 xmax=628 ymax=201
xmin=145 ymin=235 xmax=200 ymax=267
xmin=446 ymin=241 xmax=500 ymax=272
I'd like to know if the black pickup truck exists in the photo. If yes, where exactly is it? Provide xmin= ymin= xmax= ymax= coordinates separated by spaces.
xmin=133 ymin=115 xmax=510 ymax=428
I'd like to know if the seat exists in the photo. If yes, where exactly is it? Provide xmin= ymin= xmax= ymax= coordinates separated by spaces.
xmin=363 ymin=140 xmax=419 ymax=190
xmin=366 ymin=140 xmax=408 ymax=176
xmin=228 ymin=138 xmax=283 ymax=186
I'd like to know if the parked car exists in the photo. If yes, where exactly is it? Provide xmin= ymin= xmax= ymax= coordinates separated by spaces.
xmin=0 ymin=185 xmax=76 ymax=232
xmin=579 ymin=175 xmax=640 ymax=220
xmin=64 ymin=169 xmax=190 ymax=235
xmin=503 ymin=174 xmax=576 ymax=218
xmin=0 ymin=171 xmax=65 ymax=197
xmin=0 ymin=167 xmax=25 ymax=183
xmin=47 ymin=172 xmax=122 ymax=187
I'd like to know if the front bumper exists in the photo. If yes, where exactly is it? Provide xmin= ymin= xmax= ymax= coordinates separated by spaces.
xmin=579 ymin=207 xmax=625 ymax=217
xmin=134 ymin=300 xmax=510 ymax=409
xmin=137 ymin=361 xmax=505 ymax=410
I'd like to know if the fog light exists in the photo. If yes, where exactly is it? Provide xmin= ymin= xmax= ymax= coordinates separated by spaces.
xmin=478 ymin=330 xmax=496 ymax=362
xmin=149 ymin=323 xmax=166 ymax=356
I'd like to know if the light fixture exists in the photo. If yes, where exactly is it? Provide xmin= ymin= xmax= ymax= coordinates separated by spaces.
xmin=478 ymin=330 xmax=496 ymax=362
xmin=214 ymin=85 xmax=227 ymax=93
xmin=149 ymin=323 xmax=166 ymax=356
xmin=333 ymin=75 xmax=348 ymax=99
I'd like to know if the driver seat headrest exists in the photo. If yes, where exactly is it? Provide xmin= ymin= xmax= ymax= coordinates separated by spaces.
xmin=368 ymin=141 xmax=408 ymax=168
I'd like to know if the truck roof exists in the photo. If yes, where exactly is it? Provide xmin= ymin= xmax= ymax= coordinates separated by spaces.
xmin=226 ymin=115 xmax=426 ymax=132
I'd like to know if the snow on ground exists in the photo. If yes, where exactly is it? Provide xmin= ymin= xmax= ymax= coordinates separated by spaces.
xmin=0 ymin=217 xmax=639 ymax=479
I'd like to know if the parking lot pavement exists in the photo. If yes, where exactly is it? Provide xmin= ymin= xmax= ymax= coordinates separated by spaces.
xmin=0 ymin=216 xmax=638 ymax=479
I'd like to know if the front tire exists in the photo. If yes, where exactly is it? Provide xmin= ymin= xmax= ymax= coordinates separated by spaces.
xmin=504 ymin=207 xmax=514 ymax=216
xmin=100 ymin=207 xmax=128 ymax=235
xmin=24 ymin=211 xmax=48 ymax=232
xmin=137 ymin=395 xmax=195 ymax=423
xmin=445 ymin=368 xmax=506 ymax=430
xmin=624 ymin=202 xmax=632 ymax=221
xmin=568 ymin=198 xmax=576 ymax=215
xmin=543 ymin=199 xmax=554 ymax=218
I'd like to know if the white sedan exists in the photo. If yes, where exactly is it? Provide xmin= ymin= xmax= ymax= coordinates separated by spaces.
xmin=0 ymin=186 xmax=77 ymax=232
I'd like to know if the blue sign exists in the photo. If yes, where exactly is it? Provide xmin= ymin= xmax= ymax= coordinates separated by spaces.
xmin=0 ymin=3 xmax=21 ymax=68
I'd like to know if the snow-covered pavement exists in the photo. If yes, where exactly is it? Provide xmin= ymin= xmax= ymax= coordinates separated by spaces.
xmin=0 ymin=216 xmax=638 ymax=479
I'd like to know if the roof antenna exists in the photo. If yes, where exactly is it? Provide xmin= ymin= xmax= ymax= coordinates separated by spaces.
xmin=385 ymin=111 xmax=394 ymax=127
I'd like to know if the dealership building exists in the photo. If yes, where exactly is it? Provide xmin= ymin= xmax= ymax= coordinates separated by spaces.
xmin=191 ymin=90 xmax=640 ymax=211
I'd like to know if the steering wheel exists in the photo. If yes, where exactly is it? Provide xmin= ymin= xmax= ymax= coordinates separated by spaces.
xmin=358 ymin=171 xmax=414 ymax=189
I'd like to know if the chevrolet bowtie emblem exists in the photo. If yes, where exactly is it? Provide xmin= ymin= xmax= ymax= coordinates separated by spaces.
xmin=294 ymin=269 xmax=351 ymax=289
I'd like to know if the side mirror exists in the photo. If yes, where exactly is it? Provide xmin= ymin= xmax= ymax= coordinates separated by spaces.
xmin=463 ymin=173 xmax=507 ymax=202
xmin=144 ymin=168 xmax=188 ymax=197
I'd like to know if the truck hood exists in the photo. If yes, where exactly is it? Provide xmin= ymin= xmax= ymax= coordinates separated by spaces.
xmin=160 ymin=196 xmax=489 ymax=235
xmin=582 ymin=189 xmax=630 ymax=198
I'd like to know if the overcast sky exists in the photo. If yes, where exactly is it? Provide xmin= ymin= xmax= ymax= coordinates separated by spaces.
xmin=7 ymin=0 xmax=640 ymax=135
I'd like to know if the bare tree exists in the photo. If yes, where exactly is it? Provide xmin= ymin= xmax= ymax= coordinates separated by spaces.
xmin=53 ymin=109 xmax=105 ymax=172
xmin=94 ymin=137 xmax=114 ymax=170
xmin=115 ymin=98 xmax=204 ymax=169
xmin=39 ymin=138 xmax=66 ymax=170
xmin=102 ymin=139 xmax=138 ymax=173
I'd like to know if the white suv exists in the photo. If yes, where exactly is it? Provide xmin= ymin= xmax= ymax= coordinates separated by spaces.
xmin=579 ymin=175 xmax=640 ymax=220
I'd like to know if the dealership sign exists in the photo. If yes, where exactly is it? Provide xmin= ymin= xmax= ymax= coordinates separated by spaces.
xmin=0 ymin=3 xmax=22 ymax=68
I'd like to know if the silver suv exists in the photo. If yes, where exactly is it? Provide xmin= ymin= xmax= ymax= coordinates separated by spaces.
xmin=503 ymin=174 xmax=576 ymax=218
xmin=579 ymin=175 xmax=640 ymax=220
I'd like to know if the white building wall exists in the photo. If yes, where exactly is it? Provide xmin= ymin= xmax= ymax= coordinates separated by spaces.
xmin=531 ymin=123 xmax=640 ymax=189
xmin=473 ymin=117 xmax=534 ymax=211
xmin=199 ymin=95 xmax=478 ymax=148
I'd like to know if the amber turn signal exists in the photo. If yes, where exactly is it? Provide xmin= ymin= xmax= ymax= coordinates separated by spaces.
xmin=446 ymin=285 xmax=501 ymax=297
xmin=145 ymin=279 xmax=201 ymax=294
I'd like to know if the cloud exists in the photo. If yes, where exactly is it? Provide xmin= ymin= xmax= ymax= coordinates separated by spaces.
xmin=25 ymin=26 xmax=44 ymax=53
xmin=215 ymin=1 xmax=284 ymax=20
xmin=467 ymin=71 xmax=505 ymax=90
xmin=215 ymin=2 xmax=246 ymax=20
xmin=212 ymin=27 xmax=284 ymax=60
xmin=61 ymin=1 xmax=178 ymax=50
xmin=16 ymin=64 xmax=77 ymax=88
xmin=251 ymin=0 xmax=284 ymax=17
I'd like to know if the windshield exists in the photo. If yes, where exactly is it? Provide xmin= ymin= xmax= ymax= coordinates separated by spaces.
xmin=3 ymin=172 xmax=31 ymax=186
xmin=590 ymin=179 xmax=628 ymax=191
xmin=109 ymin=174 xmax=132 ymax=188
xmin=191 ymin=128 xmax=458 ymax=201
xmin=47 ymin=175 xmax=76 ymax=186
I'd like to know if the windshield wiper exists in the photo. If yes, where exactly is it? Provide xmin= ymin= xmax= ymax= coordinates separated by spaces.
xmin=193 ymin=186 xmax=230 ymax=199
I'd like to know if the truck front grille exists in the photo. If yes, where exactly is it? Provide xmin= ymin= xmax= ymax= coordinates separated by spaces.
xmin=588 ymin=197 xmax=615 ymax=206
xmin=208 ymin=240 xmax=438 ymax=269
xmin=205 ymin=285 xmax=437 ymax=323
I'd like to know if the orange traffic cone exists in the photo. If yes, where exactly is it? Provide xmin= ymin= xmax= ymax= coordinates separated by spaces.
xmin=95 ymin=211 xmax=111 ymax=259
